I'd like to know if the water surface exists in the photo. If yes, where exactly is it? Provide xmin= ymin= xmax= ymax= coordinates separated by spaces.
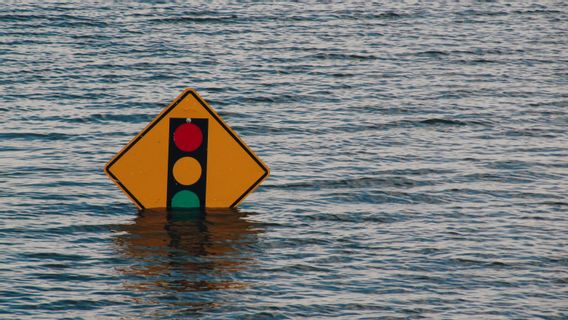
xmin=1 ymin=1 xmax=568 ymax=319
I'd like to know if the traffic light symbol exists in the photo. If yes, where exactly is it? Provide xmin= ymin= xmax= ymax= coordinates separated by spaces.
xmin=167 ymin=118 xmax=208 ymax=209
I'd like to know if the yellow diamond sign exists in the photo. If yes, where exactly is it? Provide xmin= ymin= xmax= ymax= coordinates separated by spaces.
xmin=104 ymin=88 xmax=270 ymax=209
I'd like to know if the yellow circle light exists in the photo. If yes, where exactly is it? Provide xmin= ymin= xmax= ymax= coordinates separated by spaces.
xmin=173 ymin=157 xmax=202 ymax=185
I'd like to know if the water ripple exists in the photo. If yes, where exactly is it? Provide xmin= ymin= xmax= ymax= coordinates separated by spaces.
xmin=1 ymin=1 xmax=568 ymax=319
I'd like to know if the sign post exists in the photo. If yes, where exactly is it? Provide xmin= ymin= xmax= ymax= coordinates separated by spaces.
xmin=104 ymin=88 xmax=270 ymax=209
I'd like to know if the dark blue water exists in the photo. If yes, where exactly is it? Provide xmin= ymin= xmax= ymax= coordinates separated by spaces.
xmin=2 ymin=2 xmax=568 ymax=319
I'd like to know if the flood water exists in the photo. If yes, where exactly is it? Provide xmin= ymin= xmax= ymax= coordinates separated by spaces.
xmin=1 ymin=2 xmax=568 ymax=319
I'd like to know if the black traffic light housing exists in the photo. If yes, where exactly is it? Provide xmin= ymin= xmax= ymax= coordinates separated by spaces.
xmin=167 ymin=118 xmax=208 ymax=209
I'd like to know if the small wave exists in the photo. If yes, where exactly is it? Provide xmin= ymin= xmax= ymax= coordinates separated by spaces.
xmin=420 ymin=118 xmax=491 ymax=126
xmin=333 ymin=118 xmax=491 ymax=132
xmin=537 ymin=201 xmax=568 ymax=207
xmin=456 ymin=10 xmax=509 ymax=17
xmin=452 ymin=48 xmax=525 ymax=56
xmin=375 ymin=12 xmax=404 ymax=19
xmin=265 ymin=176 xmax=428 ymax=191
xmin=329 ymin=118 xmax=491 ymax=134
xmin=52 ymin=20 xmax=109 ymax=28
xmin=459 ymin=58 xmax=499 ymax=64
xmin=512 ymin=9 xmax=563 ymax=15
xmin=0 ymin=132 xmax=75 ymax=141
xmin=420 ymin=118 xmax=467 ymax=126
xmin=150 ymin=15 xmax=238 ymax=24
xmin=22 ymin=113 xmax=153 ymax=124
xmin=19 ymin=252 xmax=87 ymax=261
xmin=236 ymin=93 xmax=305 ymax=104
xmin=303 ymin=212 xmax=402 ymax=224
xmin=80 ymin=113 xmax=152 ymax=124
xmin=340 ymin=11 xmax=412 ymax=20
xmin=307 ymin=52 xmax=379 ymax=61
xmin=450 ymin=258 xmax=513 ymax=268
xmin=413 ymin=50 xmax=450 ymax=58
xmin=324 ymin=189 xmax=448 ymax=205
xmin=0 ymin=14 xmax=47 ymax=22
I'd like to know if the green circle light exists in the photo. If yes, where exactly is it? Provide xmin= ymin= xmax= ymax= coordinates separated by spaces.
xmin=171 ymin=190 xmax=200 ymax=209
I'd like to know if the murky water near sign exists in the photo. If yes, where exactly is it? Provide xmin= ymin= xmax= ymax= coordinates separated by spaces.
xmin=1 ymin=2 xmax=568 ymax=319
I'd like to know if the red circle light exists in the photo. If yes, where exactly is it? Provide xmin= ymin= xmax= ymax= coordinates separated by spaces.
xmin=173 ymin=123 xmax=203 ymax=152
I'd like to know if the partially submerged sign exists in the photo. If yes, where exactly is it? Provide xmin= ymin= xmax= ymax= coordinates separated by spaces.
xmin=104 ymin=88 xmax=269 ymax=209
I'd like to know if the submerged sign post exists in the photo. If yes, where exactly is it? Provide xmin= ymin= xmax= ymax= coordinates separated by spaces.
xmin=104 ymin=88 xmax=269 ymax=209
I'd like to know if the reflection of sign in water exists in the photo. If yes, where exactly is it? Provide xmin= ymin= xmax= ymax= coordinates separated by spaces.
xmin=114 ymin=209 xmax=260 ymax=297
xmin=104 ymin=88 xmax=270 ymax=209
